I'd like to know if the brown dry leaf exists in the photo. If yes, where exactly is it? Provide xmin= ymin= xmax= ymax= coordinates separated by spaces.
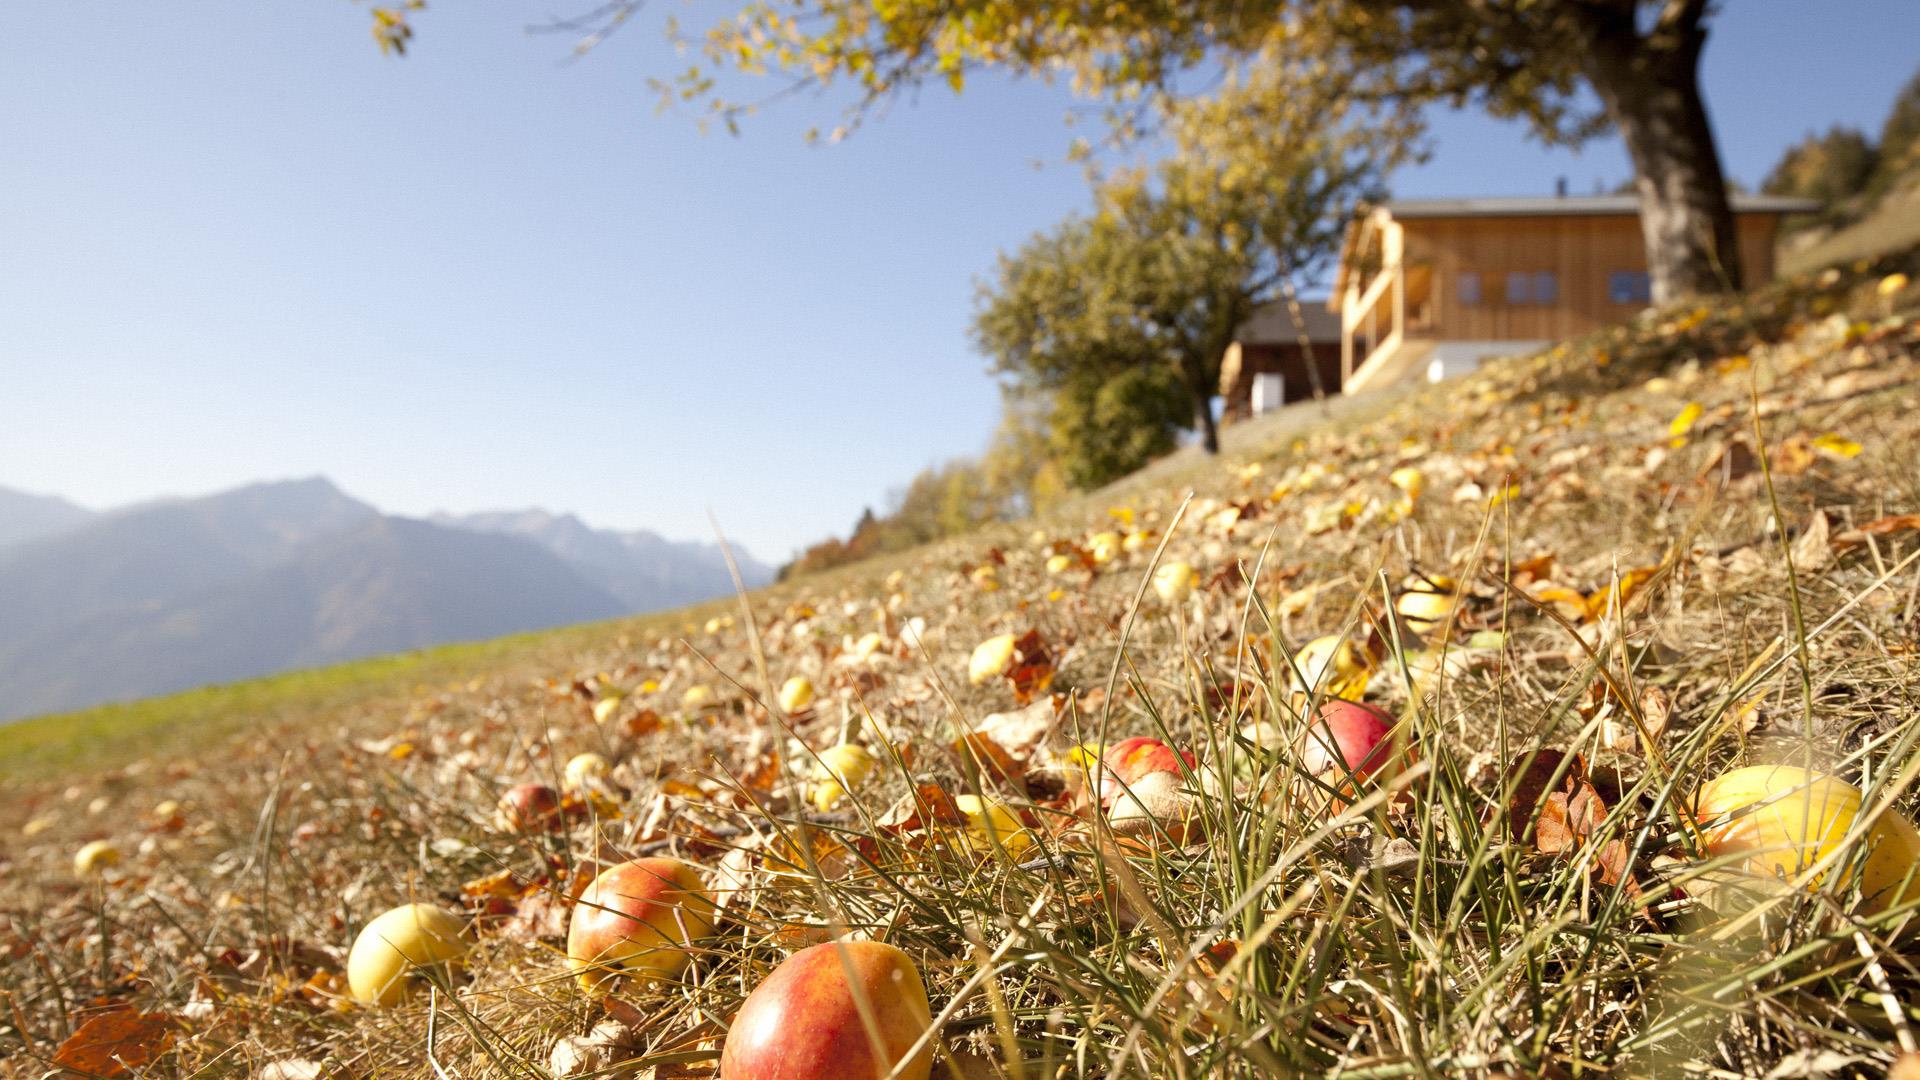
xmin=1791 ymin=510 xmax=1832 ymax=573
xmin=51 ymin=1007 xmax=175 ymax=1077
xmin=1535 ymin=792 xmax=1576 ymax=854
xmin=1701 ymin=438 xmax=1760 ymax=485
xmin=950 ymin=731 xmax=1022 ymax=784
xmin=1639 ymin=686 xmax=1673 ymax=750
xmin=461 ymin=867 xmax=523 ymax=900
xmin=1508 ymin=552 xmax=1557 ymax=585
xmin=1833 ymin=513 xmax=1920 ymax=551
xmin=1501 ymin=749 xmax=1578 ymax=844
xmin=1769 ymin=434 xmax=1817 ymax=477
xmin=1006 ymin=630 xmax=1056 ymax=705
xmin=877 ymin=783 xmax=967 ymax=835
xmin=626 ymin=708 xmax=664 ymax=738
xmin=969 ymin=699 xmax=1059 ymax=769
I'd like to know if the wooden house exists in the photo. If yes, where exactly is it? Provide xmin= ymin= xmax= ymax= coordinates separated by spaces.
xmin=1217 ymin=300 xmax=1345 ymax=421
xmin=1327 ymin=194 xmax=1819 ymax=394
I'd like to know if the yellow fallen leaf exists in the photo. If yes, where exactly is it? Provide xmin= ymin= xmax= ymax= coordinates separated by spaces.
xmin=1811 ymin=433 xmax=1862 ymax=459
xmin=1669 ymin=402 xmax=1703 ymax=440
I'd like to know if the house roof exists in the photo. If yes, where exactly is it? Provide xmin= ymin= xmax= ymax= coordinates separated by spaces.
xmin=1381 ymin=194 xmax=1821 ymax=219
xmin=1235 ymin=300 xmax=1343 ymax=344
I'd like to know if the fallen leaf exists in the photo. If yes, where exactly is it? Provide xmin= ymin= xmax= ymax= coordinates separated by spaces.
xmin=51 ymin=1007 xmax=175 ymax=1078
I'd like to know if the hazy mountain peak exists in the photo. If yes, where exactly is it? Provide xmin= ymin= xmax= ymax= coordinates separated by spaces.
xmin=0 ymin=485 xmax=96 ymax=549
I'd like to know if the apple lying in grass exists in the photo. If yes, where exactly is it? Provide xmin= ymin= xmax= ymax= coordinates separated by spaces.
xmin=812 ymin=744 xmax=878 ymax=812
xmin=968 ymin=633 xmax=1017 ymax=685
xmin=779 ymin=676 xmax=816 ymax=714
xmin=1693 ymin=765 xmax=1920 ymax=913
xmin=347 ymin=903 xmax=469 ymax=1005
xmin=1094 ymin=737 xmax=1195 ymax=809
xmin=73 ymin=839 xmax=121 ymax=879
xmin=1152 ymin=561 xmax=1199 ymax=605
xmin=567 ymin=857 xmax=716 ymax=991
xmin=1297 ymin=700 xmax=1406 ymax=786
xmin=719 ymin=940 xmax=933 ymax=1080
xmin=496 ymin=783 xmax=564 ymax=833
xmin=953 ymin=794 xmax=1032 ymax=856
xmin=563 ymin=752 xmax=612 ymax=792
xmin=1394 ymin=574 xmax=1457 ymax=633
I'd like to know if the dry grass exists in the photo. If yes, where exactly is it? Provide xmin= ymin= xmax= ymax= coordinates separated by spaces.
xmin=4 ymin=250 xmax=1920 ymax=1079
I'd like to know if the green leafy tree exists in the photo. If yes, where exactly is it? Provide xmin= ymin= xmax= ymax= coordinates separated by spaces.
xmin=1762 ymin=126 xmax=1877 ymax=220
xmin=1871 ymin=66 xmax=1920 ymax=198
xmin=974 ymin=69 xmax=1404 ymax=464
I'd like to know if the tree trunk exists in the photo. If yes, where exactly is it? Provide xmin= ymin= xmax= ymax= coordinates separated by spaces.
xmin=1579 ymin=8 xmax=1739 ymax=302
xmin=1192 ymin=388 xmax=1220 ymax=454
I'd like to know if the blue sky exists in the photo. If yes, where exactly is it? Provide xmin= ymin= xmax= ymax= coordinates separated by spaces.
xmin=1 ymin=2 xmax=1915 ymax=563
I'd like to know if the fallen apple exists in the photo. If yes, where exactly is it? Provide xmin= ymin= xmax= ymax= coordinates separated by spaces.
xmin=73 ymin=839 xmax=121 ymax=879
xmin=347 ymin=903 xmax=469 ymax=1006
xmin=968 ymin=633 xmax=1017 ymax=685
xmin=953 ymin=793 xmax=1031 ymax=856
xmin=1152 ymin=561 xmax=1199 ymax=605
xmin=1107 ymin=769 xmax=1199 ymax=842
xmin=719 ymin=940 xmax=933 ymax=1080
xmin=568 ymin=857 xmax=717 ymax=991
xmin=1297 ymin=700 xmax=1406 ymax=786
xmin=1288 ymin=634 xmax=1372 ymax=699
xmin=812 ymin=744 xmax=878 ymax=812
xmin=1693 ymin=765 xmax=1920 ymax=913
xmin=1094 ymin=736 xmax=1195 ymax=809
xmin=496 ymin=783 xmax=564 ymax=833
xmin=1394 ymin=574 xmax=1457 ymax=633
xmin=563 ymin=752 xmax=612 ymax=792
xmin=592 ymin=692 xmax=626 ymax=725
xmin=778 ymin=676 xmax=816 ymax=714
xmin=1389 ymin=466 xmax=1425 ymax=500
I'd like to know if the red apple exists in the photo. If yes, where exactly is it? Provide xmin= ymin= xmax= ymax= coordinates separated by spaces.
xmin=496 ymin=783 xmax=564 ymax=833
xmin=720 ymin=940 xmax=933 ymax=1080
xmin=1094 ymin=737 xmax=1195 ymax=809
xmin=567 ymin=858 xmax=716 ymax=991
xmin=1297 ymin=700 xmax=1404 ymax=784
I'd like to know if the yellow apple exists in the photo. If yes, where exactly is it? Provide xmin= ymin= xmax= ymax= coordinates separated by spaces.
xmin=967 ymin=634 xmax=1017 ymax=685
xmin=1694 ymin=765 xmax=1920 ymax=913
xmin=953 ymin=794 xmax=1031 ymax=856
xmin=779 ymin=676 xmax=816 ymax=714
xmin=812 ymin=744 xmax=878 ymax=812
xmin=1152 ymin=561 xmax=1199 ymax=604
xmin=73 ymin=839 xmax=121 ymax=879
xmin=564 ymin=752 xmax=612 ymax=792
xmin=347 ymin=903 xmax=469 ymax=1006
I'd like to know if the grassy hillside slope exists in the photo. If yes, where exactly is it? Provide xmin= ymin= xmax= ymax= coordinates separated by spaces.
xmin=3 ymin=249 xmax=1920 ymax=1078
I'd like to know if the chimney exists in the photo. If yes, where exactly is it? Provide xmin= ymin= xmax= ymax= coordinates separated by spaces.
xmin=1555 ymin=176 xmax=1568 ymax=198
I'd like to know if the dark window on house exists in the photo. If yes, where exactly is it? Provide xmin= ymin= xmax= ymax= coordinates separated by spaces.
xmin=1505 ymin=272 xmax=1531 ymax=304
xmin=1458 ymin=272 xmax=1481 ymax=306
xmin=1504 ymin=271 xmax=1560 ymax=306
xmin=1533 ymin=271 xmax=1558 ymax=305
xmin=1609 ymin=270 xmax=1652 ymax=304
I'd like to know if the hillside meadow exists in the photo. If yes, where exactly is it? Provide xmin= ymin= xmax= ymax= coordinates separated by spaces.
xmin=4 ymin=250 xmax=1920 ymax=1077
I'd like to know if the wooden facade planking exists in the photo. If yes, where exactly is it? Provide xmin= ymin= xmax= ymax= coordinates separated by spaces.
xmin=1395 ymin=211 xmax=1786 ymax=343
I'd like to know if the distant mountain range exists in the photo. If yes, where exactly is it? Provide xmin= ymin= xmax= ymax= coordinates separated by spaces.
xmin=0 ymin=479 xmax=772 ymax=722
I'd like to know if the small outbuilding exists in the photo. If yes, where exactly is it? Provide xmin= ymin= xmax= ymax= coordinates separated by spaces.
xmin=1217 ymin=300 xmax=1345 ymax=422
